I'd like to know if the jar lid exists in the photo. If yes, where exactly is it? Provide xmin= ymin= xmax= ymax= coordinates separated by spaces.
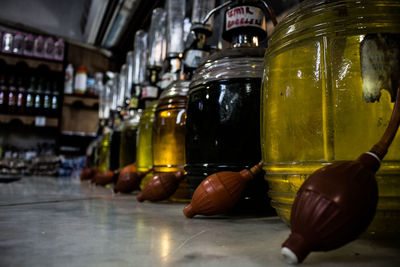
xmin=159 ymin=80 xmax=190 ymax=99
xmin=190 ymin=47 xmax=265 ymax=89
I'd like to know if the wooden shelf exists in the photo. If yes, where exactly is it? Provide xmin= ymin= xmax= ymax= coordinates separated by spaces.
xmin=0 ymin=54 xmax=63 ymax=72
xmin=0 ymin=114 xmax=58 ymax=127
xmin=63 ymin=95 xmax=98 ymax=110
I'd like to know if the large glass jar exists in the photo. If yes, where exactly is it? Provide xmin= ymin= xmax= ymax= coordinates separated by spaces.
xmin=262 ymin=0 xmax=400 ymax=232
xmin=137 ymin=102 xmax=158 ymax=189
xmin=119 ymin=110 xmax=142 ymax=168
xmin=186 ymin=48 xmax=271 ymax=214
xmin=152 ymin=81 xmax=190 ymax=202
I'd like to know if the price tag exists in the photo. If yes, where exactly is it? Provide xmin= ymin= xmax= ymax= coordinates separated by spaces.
xmin=35 ymin=116 xmax=46 ymax=127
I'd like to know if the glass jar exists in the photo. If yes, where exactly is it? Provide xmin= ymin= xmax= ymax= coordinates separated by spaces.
xmin=137 ymin=101 xmax=158 ymax=189
xmin=119 ymin=110 xmax=142 ymax=168
xmin=98 ymin=129 xmax=111 ymax=172
xmin=152 ymin=81 xmax=190 ymax=202
xmin=262 ymin=0 xmax=400 ymax=232
xmin=186 ymin=47 xmax=271 ymax=213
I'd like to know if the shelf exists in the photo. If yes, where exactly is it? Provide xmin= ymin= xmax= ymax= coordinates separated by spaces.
xmin=0 ymin=114 xmax=58 ymax=127
xmin=63 ymin=95 xmax=98 ymax=110
xmin=0 ymin=54 xmax=63 ymax=72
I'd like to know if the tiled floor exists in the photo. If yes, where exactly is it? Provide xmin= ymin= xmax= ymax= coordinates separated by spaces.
xmin=0 ymin=176 xmax=399 ymax=266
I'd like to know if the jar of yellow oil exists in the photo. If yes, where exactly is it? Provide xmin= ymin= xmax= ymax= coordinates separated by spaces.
xmin=137 ymin=101 xmax=158 ymax=189
xmin=152 ymin=81 xmax=190 ymax=202
xmin=119 ymin=109 xmax=142 ymax=168
xmin=262 ymin=0 xmax=400 ymax=232
xmin=98 ymin=129 xmax=111 ymax=172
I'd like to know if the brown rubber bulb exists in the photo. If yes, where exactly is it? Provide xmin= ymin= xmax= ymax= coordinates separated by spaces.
xmin=137 ymin=172 xmax=184 ymax=202
xmin=281 ymin=153 xmax=379 ymax=264
xmin=114 ymin=164 xmax=152 ymax=193
xmin=80 ymin=167 xmax=96 ymax=181
xmin=93 ymin=170 xmax=116 ymax=186
xmin=183 ymin=162 xmax=263 ymax=218
xmin=282 ymin=85 xmax=400 ymax=264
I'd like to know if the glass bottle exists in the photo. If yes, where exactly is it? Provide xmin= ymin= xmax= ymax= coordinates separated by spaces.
xmin=34 ymin=78 xmax=44 ymax=115
xmin=137 ymin=101 xmax=158 ymax=188
xmin=2 ymin=32 xmax=13 ymax=54
xmin=7 ymin=76 xmax=17 ymax=114
xmin=43 ymin=81 xmax=52 ymax=115
xmin=153 ymin=81 xmax=190 ymax=201
xmin=54 ymin=38 xmax=65 ymax=61
xmin=119 ymin=109 xmax=142 ymax=168
xmin=185 ymin=0 xmax=273 ymax=213
xmin=98 ymin=75 xmax=112 ymax=172
xmin=25 ymin=76 xmax=36 ymax=114
xmin=12 ymin=32 xmax=23 ymax=55
xmin=51 ymin=81 xmax=59 ymax=117
xmin=44 ymin=37 xmax=55 ymax=60
xmin=0 ymin=74 xmax=8 ymax=113
xmin=23 ymin=34 xmax=34 ymax=57
xmin=16 ymin=77 xmax=25 ymax=115
xmin=33 ymin=35 xmax=44 ymax=58
xmin=261 ymin=0 xmax=400 ymax=232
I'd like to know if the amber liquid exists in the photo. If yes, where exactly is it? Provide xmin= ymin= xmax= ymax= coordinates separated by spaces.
xmin=119 ymin=125 xmax=138 ymax=168
xmin=152 ymin=95 xmax=190 ymax=201
xmin=262 ymin=35 xmax=400 ymax=231
xmin=185 ymin=78 xmax=271 ymax=214
xmin=137 ymin=103 xmax=157 ymax=189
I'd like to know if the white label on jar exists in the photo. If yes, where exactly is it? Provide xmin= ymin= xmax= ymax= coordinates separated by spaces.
xmin=360 ymin=34 xmax=400 ymax=103
xmin=225 ymin=6 xmax=265 ymax=31
xmin=142 ymin=86 xmax=158 ymax=98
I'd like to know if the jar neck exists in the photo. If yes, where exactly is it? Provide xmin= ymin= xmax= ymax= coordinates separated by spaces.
xmin=232 ymin=34 xmax=259 ymax=48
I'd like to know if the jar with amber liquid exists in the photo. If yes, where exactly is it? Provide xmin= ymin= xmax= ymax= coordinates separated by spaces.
xmin=262 ymin=0 xmax=400 ymax=232
xmin=137 ymin=101 xmax=158 ymax=188
xmin=152 ymin=81 xmax=190 ymax=202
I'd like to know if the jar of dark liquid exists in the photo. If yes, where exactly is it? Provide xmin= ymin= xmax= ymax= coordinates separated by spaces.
xmin=185 ymin=1 xmax=276 ymax=214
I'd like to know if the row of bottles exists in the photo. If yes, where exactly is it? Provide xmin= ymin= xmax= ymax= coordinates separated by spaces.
xmin=85 ymin=0 xmax=273 ymax=209
xmin=0 ymin=28 xmax=64 ymax=61
xmin=0 ymin=70 xmax=60 ymax=117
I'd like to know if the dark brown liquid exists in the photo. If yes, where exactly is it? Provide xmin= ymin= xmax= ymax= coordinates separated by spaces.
xmin=109 ymin=130 xmax=121 ymax=171
xmin=185 ymin=77 xmax=272 ymax=214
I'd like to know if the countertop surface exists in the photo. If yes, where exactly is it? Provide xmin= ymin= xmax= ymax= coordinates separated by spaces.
xmin=0 ymin=176 xmax=399 ymax=267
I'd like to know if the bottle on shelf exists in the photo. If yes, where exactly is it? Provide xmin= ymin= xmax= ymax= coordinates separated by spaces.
xmin=74 ymin=65 xmax=87 ymax=94
xmin=33 ymin=35 xmax=44 ymax=58
xmin=2 ymin=32 xmax=13 ymax=54
xmin=43 ymin=81 xmax=52 ymax=115
xmin=16 ymin=77 xmax=25 ymax=114
xmin=23 ymin=34 xmax=34 ymax=57
xmin=34 ymin=78 xmax=44 ymax=115
xmin=0 ymin=74 xmax=8 ymax=113
xmin=64 ymin=63 xmax=74 ymax=94
xmin=25 ymin=76 xmax=36 ymax=114
xmin=7 ymin=75 xmax=17 ymax=114
xmin=13 ymin=32 xmax=24 ymax=55
xmin=51 ymin=81 xmax=59 ymax=117
xmin=54 ymin=38 xmax=65 ymax=61
xmin=44 ymin=37 xmax=55 ymax=60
